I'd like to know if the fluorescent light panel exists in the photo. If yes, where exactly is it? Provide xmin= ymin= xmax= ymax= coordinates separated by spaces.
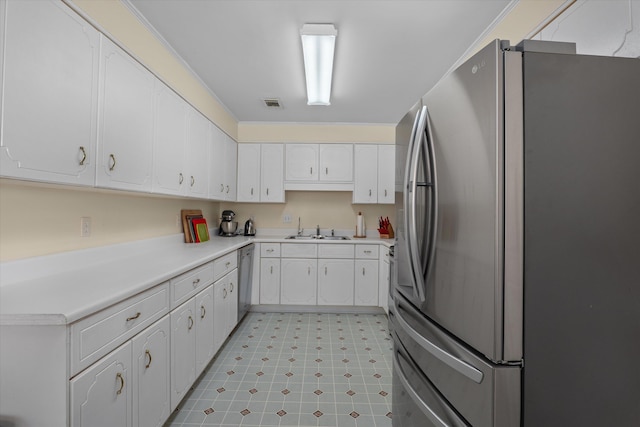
xmin=300 ymin=24 xmax=337 ymax=106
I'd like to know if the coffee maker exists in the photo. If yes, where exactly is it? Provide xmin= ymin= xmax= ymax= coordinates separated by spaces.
xmin=219 ymin=210 xmax=238 ymax=236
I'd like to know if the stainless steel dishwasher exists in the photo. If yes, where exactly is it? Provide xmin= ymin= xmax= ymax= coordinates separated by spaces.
xmin=237 ymin=243 xmax=254 ymax=322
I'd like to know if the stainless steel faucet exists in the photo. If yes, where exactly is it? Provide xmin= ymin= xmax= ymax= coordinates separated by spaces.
xmin=316 ymin=224 xmax=320 ymax=236
xmin=297 ymin=217 xmax=303 ymax=236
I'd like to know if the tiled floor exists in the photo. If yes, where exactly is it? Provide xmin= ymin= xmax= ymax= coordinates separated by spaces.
xmin=165 ymin=311 xmax=393 ymax=427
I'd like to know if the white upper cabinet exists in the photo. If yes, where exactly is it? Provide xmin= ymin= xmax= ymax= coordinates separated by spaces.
xmin=319 ymin=144 xmax=353 ymax=182
xmin=353 ymin=145 xmax=378 ymax=203
xmin=377 ymin=144 xmax=395 ymax=204
xmin=184 ymin=107 xmax=210 ymax=198
xmin=285 ymin=144 xmax=319 ymax=181
xmin=237 ymin=143 xmax=284 ymax=203
xmin=0 ymin=0 xmax=99 ymax=186
xmin=152 ymin=82 xmax=187 ymax=196
xmin=209 ymin=126 xmax=236 ymax=201
xmin=285 ymin=143 xmax=353 ymax=190
xmin=96 ymin=36 xmax=154 ymax=192
xmin=236 ymin=144 xmax=261 ymax=202
xmin=353 ymin=144 xmax=395 ymax=204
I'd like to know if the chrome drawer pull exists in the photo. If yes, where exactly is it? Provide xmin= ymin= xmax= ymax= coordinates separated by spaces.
xmin=109 ymin=154 xmax=116 ymax=171
xmin=179 ymin=173 xmax=184 ymax=184
xmin=200 ymin=305 xmax=206 ymax=319
xmin=79 ymin=146 xmax=87 ymax=166
xmin=188 ymin=316 xmax=194 ymax=330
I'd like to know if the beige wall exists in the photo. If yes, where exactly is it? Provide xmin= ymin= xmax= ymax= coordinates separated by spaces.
xmin=222 ymin=192 xmax=395 ymax=235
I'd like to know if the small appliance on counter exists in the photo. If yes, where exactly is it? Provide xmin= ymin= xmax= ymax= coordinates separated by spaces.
xmin=243 ymin=218 xmax=256 ymax=236
xmin=219 ymin=210 xmax=238 ymax=236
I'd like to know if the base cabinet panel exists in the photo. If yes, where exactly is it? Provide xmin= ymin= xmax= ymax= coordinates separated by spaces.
xmin=281 ymin=259 xmax=317 ymax=305
xmin=260 ymin=258 xmax=281 ymax=304
xmin=170 ymin=299 xmax=196 ymax=411
xmin=318 ymin=259 xmax=355 ymax=305
xmin=70 ymin=342 xmax=132 ymax=427
xmin=355 ymin=260 xmax=379 ymax=306
xmin=132 ymin=316 xmax=171 ymax=427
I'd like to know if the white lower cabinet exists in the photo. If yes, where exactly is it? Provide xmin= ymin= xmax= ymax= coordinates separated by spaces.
xmin=170 ymin=299 xmax=197 ymax=412
xmin=260 ymin=258 xmax=281 ymax=304
xmin=355 ymin=260 xmax=379 ymax=306
xmin=132 ymin=316 xmax=171 ymax=427
xmin=71 ymin=341 xmax=133 ymax=427
xmin=195 ymin=285 xmax=215 ymax=377
xmin=281 ymin=258 xmax=317 ymax=305
xmin=318 ymin=259 xmax=355 ymax=305
xmin=379 ymin=247 xmax=390 ymax=314
xmin=213 ymin=269 xmax=239 ymax=352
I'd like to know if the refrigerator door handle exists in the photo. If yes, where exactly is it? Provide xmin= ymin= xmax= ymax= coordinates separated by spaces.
xmin=396 ymin=299 xmax=484 ymax=384
xmin=406 ymin=106 xmax=428 ymax=302
xmin=423 ymin=107 xmax=438 ymax=288
xmin=393 ymin=342 xmax=469 ymax=427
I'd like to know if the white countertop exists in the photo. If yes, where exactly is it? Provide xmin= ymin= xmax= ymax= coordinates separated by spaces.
xmin=0 ymin=232 xmax=393 ymax=326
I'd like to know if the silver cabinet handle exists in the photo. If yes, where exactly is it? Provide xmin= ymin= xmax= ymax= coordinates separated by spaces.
xmin=179 ymin=173 xmax=184 ymax=184
xmin=145 ymin=349 xmax=152 ymax=369
xmin=109 ymin=154 xmax=116 ymax=171
xmin=384 ymin=189 xmax=388 ymax=197
xmin=229 ymin=282 xmax=234 ymax=292
xmin=251 ymin=187 xmax=254 ymax=196
xmin=266 ymin=248 xmax=274 ymax=253
xmin=362 ymin=267 xmax=365 ymax=276
xmin=116 ymin=372 xmax=125 ymax=395
xmin=325 ymin=167 xmax=328 ymax=175
xmin=310 ymin=166 xmax=313 ymax=175
xmin=192 ymin=278 xmax=200 ymax=287
xmin=188 ymin=316 xmax=194 ymax=330
xmin=325 ymin=266 xmax=328 ymax=275
xmin=79 ymin=146 xmax=87 ymax=166
xmin=190 ymin=176 xmax=195 ymax=187
xmin=266 ymin=188 xmax=269 ymax=196
xmin=225 ymin=261 xmax=231 ymax=268
xmin=126 ymin=312 xmax=141 ymax=322
xmin=369 ymin=189 xmax=372 ymax=197
xmin=220 ymin=184 xmax=224 ymax=192
xmin=223 ymin=288 xmax=227 ymax=299
xmin=226 ymin=185 xmax=230 ymax=193
xmin=364 ymin=250 xmax=372 ymax=254
xmin=270 ymin=266 xmax=273 ymax=274
xmin=308 ymin=267 xmax=311 ymax=275
xmin=200 ymin=305 xmax=206 ymax=319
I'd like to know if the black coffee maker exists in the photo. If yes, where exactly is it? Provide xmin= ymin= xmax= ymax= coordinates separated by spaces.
xmin=219 ymin=210 xmax=238 ymax=236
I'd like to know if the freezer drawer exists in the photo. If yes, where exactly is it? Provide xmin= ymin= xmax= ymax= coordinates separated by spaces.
xmin=391 ymin=293 xmax=520 ymax=427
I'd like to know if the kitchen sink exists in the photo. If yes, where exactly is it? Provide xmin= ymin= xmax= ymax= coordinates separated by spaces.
xmin=285 ymin=235 xmax=350 ymax=240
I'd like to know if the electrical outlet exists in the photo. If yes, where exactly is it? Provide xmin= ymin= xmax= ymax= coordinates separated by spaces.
xmin=175 ymin=214 xmax=181 ymax=227
xmin=283 ymin=214 xmax=292 ymax=223
xmin=80 ymin=217 xmax=91 ymax=237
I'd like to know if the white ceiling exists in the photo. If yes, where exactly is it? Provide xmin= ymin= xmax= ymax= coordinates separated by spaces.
xmin=127 ymin=0 xmax=513 ymax=125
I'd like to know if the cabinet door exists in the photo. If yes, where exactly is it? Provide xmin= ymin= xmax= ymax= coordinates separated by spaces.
xmin=261 ymin=143 xmax=284 ymax=202
xmin=185 ymin=108 xmax=210 ymax=197
xmin=377 ymin=145 xmax=395 ymax=204
xmin=354 ymin=260 xmax=379 ymax=306
xmin=260 ymin=258 xmax=281 ymax=304
xmin=152 ymin=82 xmax=187 ymax=196
xmin=132 ymin=316 xmax=171 ymax=427
xmin=170 ymin=299 xmax=196 ymax=411
xmin=1 ymin=0 xmax=99 ymax=186
xmin=213 ymin=278 xmax=226 ymax=354
xmin=195 ymin=285 xmax=215 ymax=377
xmin=281 ymin=259 xmax=317 ymax=305
xmin=226 ymin=269 xmax=239 ymax=335
xmin=70 ymin=342 xmax=132 ymax=427
xmin=353 ymin=145 xmax=378 ymax=203
xmin=285 ymin=144 xmax=318 ymax=181
xmin=320 ymin=144 xmax=353 ymax=182
xmin=97 ymin=37 xmax=154 ymax=192
xmin=224 ymin=135 xmax=237 ymax=200
xmin=209 ymin=124 xmax=226 ymax=200
xmin=236 ymin=144 xmax=261 ymax=202
xmin=318 ymin=259 xmax=355 ymax=305
xmin=379 ymin=256 xmax=390 ymax=314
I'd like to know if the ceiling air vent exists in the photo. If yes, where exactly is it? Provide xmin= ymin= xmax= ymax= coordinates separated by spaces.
xmin=263 ymin=98 xmax=282 ymax=108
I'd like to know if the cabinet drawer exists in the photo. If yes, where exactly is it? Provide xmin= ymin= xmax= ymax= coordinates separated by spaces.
xmin=260 ymin=243 xmax=281 ymax=258
xmin=70 ymin=283 xmax=169 ymax=376
xmin=213 ymin=251 xmax=238 ymax=281
xmin=171 ymin=262 xmax=214 ymax=307
xmin=318 ymin=243 xmax=354 ymax=259
xmin=356 ymin=244 xmax=379 ymax=259
xmin=281 ymin=243 xmax=317 ymax=258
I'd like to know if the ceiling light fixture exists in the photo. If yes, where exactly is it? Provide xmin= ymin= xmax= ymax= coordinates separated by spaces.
xmin=300 ymin=23 xmax=337 ymax=106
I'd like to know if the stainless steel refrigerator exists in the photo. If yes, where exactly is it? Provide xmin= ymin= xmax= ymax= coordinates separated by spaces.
xmin=391 ymin=39 xmax=640 ymax=427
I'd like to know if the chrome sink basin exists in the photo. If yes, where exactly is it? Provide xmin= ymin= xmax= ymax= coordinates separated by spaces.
xmin=285 ymin=235 xmax=350 ymax=240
